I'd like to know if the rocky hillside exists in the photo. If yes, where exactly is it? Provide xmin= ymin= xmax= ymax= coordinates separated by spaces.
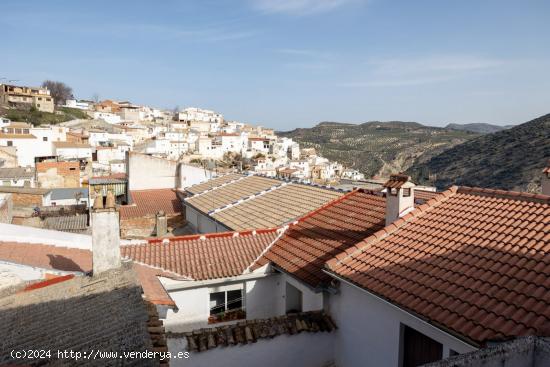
xmin=445 ymin=122 xmax=513 ymax=134
xmin=408 ymin=114 xmax=550 ymax=192
xmin=279 ymin=121 xmax=477 ymax=177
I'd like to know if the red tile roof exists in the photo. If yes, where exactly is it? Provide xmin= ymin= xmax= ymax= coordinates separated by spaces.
xmin=121 ymin=229 xmax=281 ymax=281
xmin=120 ymin=189 xmax=184 ymax=219
xmin=251 ymin=190 xmax=386 ymax=288
xmin=0 ymin=242 xmax=176 ymax=307
xmin=383 ymin=174 xmax=411 ymax=189
xmin=326 ymin=186 xmax=550 ymax=345
xmin=414 ymin=189 xmax=440 ymax=202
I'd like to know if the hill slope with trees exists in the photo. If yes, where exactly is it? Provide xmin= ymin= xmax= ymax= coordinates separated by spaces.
xmin=279 ymin=121 xmax=477 ymax=177
xmin=408 ymin=114 xmax=550 ymax=191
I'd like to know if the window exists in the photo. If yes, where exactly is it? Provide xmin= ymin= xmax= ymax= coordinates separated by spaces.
xmin=400 ymin=325 xmax=443 ymax=367
xmin=7 ymin=141 xmax=13 ymax=147
xmin=2 ymin=180 xmax=10 ymax=186
xmin=43 ymin=137 xmax=48 ymax=141
xmin=403 ymin=188 xmax=411 ymax=197
xmin=209 ymin=289 xmax=243 ymax=316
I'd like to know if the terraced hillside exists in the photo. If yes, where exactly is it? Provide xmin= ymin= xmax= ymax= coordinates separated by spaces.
xmin=279 ymin=121 xmax=477 ymax=177
xmin=408 ymin=113 xmax=550 ymax=192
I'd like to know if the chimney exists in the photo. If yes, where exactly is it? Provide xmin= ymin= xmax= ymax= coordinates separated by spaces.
xmin=156 ymin=210 xmax=168 ymax=237
xmin=91 ymin=191 xmax=121 ymax=275
xmin=383 ymin=174 xmax=415 ymax=226
xmin=542 ymin=160 xmax=550 ymax=196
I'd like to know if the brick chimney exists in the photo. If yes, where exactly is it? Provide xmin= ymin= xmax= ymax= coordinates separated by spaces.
xmin=383 ymin=174 xmax=415 ymax=226
xmin=91 ymin=191 xmax=121 ymax=275
xmin=542 ymin=160 xmax=550 ymax=196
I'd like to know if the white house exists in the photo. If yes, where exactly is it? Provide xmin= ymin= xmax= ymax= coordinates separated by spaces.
xmin=53 ymin=142 xmax=92 ymax=160
xmin=64 ymin=99 xmax=90 ymax=110
xmin=87 ymin=111 xmax=121 ymax=124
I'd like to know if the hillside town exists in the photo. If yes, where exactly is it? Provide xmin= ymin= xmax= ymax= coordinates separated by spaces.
xmin=0 ymin=78 xmax=549 ymax=367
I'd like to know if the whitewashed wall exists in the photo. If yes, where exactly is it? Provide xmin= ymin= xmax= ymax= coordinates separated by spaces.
xmin=168 ymin=331 xmax=335 ymax=367
xmin=163 ymin=275 xmax=282 ymax=333
xmin=328 ymin=280 xmax=477 ymax=367
xmin=184 ymin=206 xmax=230 ymax=234
xmin=162 ymin=271 xmax=325 ymax=333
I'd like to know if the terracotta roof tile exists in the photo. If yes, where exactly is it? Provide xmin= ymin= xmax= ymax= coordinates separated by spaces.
xmin=212 ymin=183 xmax=343 ymax=231
xmin=251 ymin=190 xmax=386 ymax=288
xmin=0 ymin=241 xmax=175 ymax=306
xmin=185 ymin=176 xmax=282 ymax=213
xmin=327 ymin=186 xmax=550 ymax=345
xmin=121 ymin=229 xmax=281 ymax=280
xmin=185 ymin=173 xmax=245 ymax=195
xmin=120 ymin=189 xmax=184 ymax=219
xmin=383 ymin=174 xmax=411 ymax=189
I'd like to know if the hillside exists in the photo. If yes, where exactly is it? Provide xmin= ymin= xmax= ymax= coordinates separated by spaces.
xmin=0 ymin=106 xmax=90 ymax=126
xmin=279 ymin=121 xmax=477 ymax=177
xmin=445 ymin=122 xmax=513 ymax=134
xmin=408 ymin=114 xmax=550 ymax=192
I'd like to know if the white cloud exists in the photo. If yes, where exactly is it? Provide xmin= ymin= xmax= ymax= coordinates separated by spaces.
xmin=252 ymin=0 xmax=358 ymax=15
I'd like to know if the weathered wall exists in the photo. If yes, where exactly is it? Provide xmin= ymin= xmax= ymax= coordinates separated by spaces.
xmin=0 ymin=194 xmax=13 ymax=223
xmin=167 ymin=331 xmax=335 ymax=367
xmin=0 ymin=146 xmax=18 ymax=167
xmin=128 ymin=152 xmax=213 ymax=191
xmin=10 ymin=192 xmax=43 ymax=207
xmin=128 ymin=153 xmax=179 ymax=190
xmin=36 ymin=161 xmax=80 ymax=188
xmin=120 ymin=214 xmax=185 ymax=239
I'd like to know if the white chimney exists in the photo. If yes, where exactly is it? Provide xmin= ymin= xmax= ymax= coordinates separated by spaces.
xmin=542 ymin=160 xmax=550 ymax=196
xmin=383 ymin=174 xmax=416 ymax=226
xmin=91 ymin=191 xmax=121 ymax=275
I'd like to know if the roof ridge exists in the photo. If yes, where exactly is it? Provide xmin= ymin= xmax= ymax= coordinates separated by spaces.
xmin=457 ymin=186 xmax=550 ymax=204
xmin=243 ymin=226 xmax=289 ymax=274
xmin=185 ymin=174 xmax=249 ymax=198
xmin=146 ymin=227 xmax=282 ymax=244
xmin=325 ymin=186 xmax=459 ymax=270
xmin=290 ymin=189 xmax=379 ymax=226
xmin=209 ymin=180 xmax=288 ymax=215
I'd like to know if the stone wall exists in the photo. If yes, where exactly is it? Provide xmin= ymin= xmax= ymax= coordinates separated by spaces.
xmin=120 ymin=214 xmax=185 ymax=239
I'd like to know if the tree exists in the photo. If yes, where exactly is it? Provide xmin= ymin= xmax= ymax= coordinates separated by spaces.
xmin=92 ymin=93 xmax=100 ymax=103
xmin=41 ymin=80 xmax=73 ymax=106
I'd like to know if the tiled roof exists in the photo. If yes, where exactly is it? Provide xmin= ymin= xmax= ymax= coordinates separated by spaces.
xmin=121 ymin=229 xmax=281 ymax=280
xmin=0 ymin=167 xmax=35 ymax=180
xmin=383 ymin=174 xmax=411 ymax=189
xmin=0 ymin=241 xmax=175 ymax=307
xmin=415 ymin=189 xmax=440 ymax=202
xmin=252 ymin=190 xmax=386 ymax=289
xmin=212 ymin=183 xmax=343 ymax=231
xmin=120 ymin=189 xmax=184 ymax=219
xmin=44 ymin=215 xmax=88 ymax=232
xmin=326 ymin=186 xmax=550 ymax=345
xmin=0 ymin=265 xmax=159 ymax=366
xmin=176 ymin=311 xmax=337 ymax=353
xmin=185 ymin=173 xmax=244 ymax=195
xmin=185 ymin=175 xmax=282 ymax=214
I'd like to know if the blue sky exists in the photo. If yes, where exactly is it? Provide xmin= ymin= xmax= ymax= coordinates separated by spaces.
xmin=2 ymin=0 xmax=550 ymax=130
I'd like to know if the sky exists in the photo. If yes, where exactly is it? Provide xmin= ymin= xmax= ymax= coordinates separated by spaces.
xmin=2 ymin=0 xmax=550 ymax=130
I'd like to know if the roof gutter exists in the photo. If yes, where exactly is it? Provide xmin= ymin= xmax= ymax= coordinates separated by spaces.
xmin=323 ymin=268 xmax=480 ymax=350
